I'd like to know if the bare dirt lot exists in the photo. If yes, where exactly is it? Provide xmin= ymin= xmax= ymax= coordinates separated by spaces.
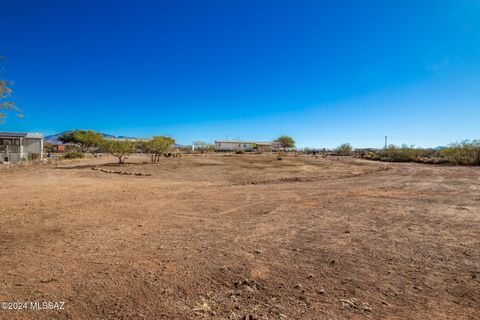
xmin=1 ymin=154 xmax=479 ymax=319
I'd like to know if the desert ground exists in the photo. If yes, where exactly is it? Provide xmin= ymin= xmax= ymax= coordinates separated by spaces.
xmin=0 ymin=154 xmax=479 ymax=319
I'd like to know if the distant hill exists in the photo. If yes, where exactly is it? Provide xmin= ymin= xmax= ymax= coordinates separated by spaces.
xmin=45 ymin=131 xmax=186 ymax=147
xmin=44 ymin=131 xmax=138 ymax=144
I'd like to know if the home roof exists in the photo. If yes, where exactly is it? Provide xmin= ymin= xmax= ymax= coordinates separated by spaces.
xmin=0 ymin=132 xmax=43 ymax=139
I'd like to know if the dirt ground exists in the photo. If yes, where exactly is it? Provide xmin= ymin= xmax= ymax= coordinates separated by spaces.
xmin=0 ymin=154 xmax=479 ymax=319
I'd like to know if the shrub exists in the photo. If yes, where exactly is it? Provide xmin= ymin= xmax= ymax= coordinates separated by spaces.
xmin=381 ymin=145 xmax=417 ymax=162
xmin=235 ymin=150 xmax=244 ymax=154
xmin=335 ymin=143 xmax=353 ymax=156
xmin=441 ymin=140 xmax=480 ymax=165
xmin=380 ymin=145 xmax=441 ymax=162
xmin=360 ymin=141 xmax=480 ymax=166
xmin=362 ymin=145 xmax=440 ymax=163
xmin=64 ymin=152 xmax=84 ymax=159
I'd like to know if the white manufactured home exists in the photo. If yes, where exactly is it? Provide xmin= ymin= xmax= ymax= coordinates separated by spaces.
xmin=0 ymin=132 xmax=44 ymax=163
xmin=214 ymin=140 xmax=280 ymax=152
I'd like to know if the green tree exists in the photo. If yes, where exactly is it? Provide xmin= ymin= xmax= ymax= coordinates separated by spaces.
xmin=335 ymin=143 xmax=353 ymax=156
xmin=102 ymin=140 xmax=136 ymax=164
xmin=140 ymin=136 xmax=175 ymax=162
xmin=0 ymin=57 xmax=23 ymax=123
xmin=275 ymin=135 xmax=295 ymax=149
xmin=59 ymin=130 xmax=104 ymax=153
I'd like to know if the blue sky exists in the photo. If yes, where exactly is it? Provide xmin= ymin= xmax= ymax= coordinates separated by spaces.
xmin=1 ymin=0 xmax=479 ymax=148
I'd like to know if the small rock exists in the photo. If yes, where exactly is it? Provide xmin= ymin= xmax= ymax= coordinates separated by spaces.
xmin=40 ymin=277 xmax=56 ymax=283
xmin=340 ymin=298 xmax=358 ymax=309
xmin=330 ymin=260 xmax=336 ymax=265
xmin=244 ymin=285 xmax=255 ymax=292
xmin=307 ymin=274 xmax=314 ymax=279
xmin=294 ymin=283 xmax=303 ymax=290
xmin=255 ymin=249 xmax=262 ymax=254
xmin=362 ymin=303 xmax=372 ymax=312
xmin=317 ymin=289 xmax=325 ymax=295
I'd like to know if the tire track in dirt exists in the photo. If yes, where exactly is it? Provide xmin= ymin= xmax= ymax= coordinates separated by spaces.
xmin=231 ymin=167 xmax=392 ymax=186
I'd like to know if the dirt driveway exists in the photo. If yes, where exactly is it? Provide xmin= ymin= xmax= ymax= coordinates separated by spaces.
xmin=0 ymin=154 xmax=479 ymax=319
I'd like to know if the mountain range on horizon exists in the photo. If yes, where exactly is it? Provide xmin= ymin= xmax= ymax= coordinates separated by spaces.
xmin=44 ymin=131 xmax=188 ymax=148
xmin=44 ymin=131 xmax=139 ymax=144
xmin=43 ymin=131 xmax=448 ymax=150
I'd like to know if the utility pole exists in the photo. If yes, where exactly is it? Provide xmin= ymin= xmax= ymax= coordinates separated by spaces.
xmin=384 ymin=136 xmax=388 ymax=148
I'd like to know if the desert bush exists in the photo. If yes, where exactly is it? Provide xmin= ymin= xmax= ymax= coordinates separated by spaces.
xmin=235 ymin=150 xmax=244 ymax=154
xmin=381 ymin=145 xmax=418 ymax=162
xmin=359 ymin=141 xmax=480 ymax=166
xmin=363 ymin=145 xmax=439 ymax=163
xmin=335 ymin=143 xmax=353 ymax=156
xmin=383 ymin=145 xmax=440 ymax=162
xmin=64 ymin=152 xmax=84 ymax=159
xmin=441 ymin=140 xmax=480 ymax=165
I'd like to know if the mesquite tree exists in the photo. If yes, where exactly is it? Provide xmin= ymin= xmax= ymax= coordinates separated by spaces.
xmin=275 ymin=135 xmax=295 ymax=149
xmin=102 ymin=140 xmax=136 ymax=164
xmin=0 ymin=57 xmax=23 ymax=123
xmin=140 ymin=136 xmax=175 ymax=163
xmin=59 ymin=130 xmax=104 ymax=153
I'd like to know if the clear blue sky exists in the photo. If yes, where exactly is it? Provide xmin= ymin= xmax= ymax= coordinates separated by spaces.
xmin=1 ymin=0 xmax=479 ymax=148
